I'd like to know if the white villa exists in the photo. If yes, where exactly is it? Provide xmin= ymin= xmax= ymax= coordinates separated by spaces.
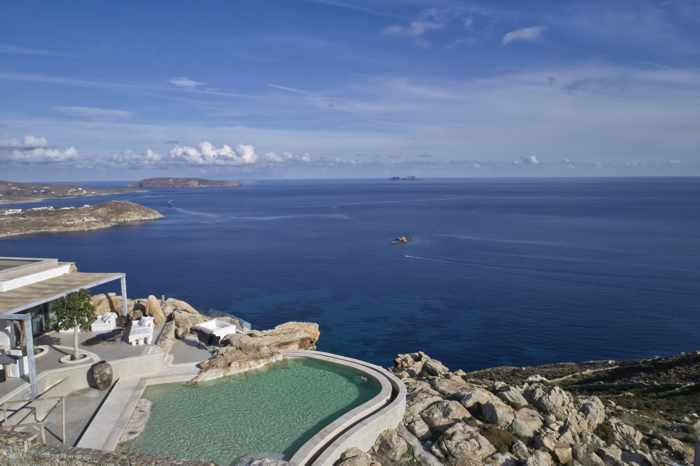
xmin=0 ymin=257 xmax=128 ymax=397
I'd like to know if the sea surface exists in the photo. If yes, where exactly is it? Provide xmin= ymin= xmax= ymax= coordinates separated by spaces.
xmin=2 ymin=178 xmax=699 ymax=371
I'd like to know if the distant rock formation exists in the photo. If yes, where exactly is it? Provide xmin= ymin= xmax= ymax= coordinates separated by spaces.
xmin=134 ymin=177 xmax=241 ymax=189
xmin=0 ymin=200 xmax=163 ymax=238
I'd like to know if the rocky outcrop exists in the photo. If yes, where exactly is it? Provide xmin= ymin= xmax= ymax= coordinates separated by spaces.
xmin=0 ymin=200 xmax=163 ymax=238
xmin=193 ymin=322 xmax=320 ymax=383
xmin=336 ymin=351 xmax=698 ymax=466
xmin=191 ymin=346 xmax=285 ymax=383
xmin=221 ymin=322 xmax=320 ymax=352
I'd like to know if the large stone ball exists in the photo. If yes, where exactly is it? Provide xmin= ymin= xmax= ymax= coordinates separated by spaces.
xmin=88 ymin=360 xmax=113 ymax=390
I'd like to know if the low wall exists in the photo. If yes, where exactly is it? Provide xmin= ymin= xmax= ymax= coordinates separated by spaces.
xmin=287 ymin=351 xmax=406 ymax=466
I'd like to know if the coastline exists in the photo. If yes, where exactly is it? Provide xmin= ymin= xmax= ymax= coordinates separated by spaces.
xmin=0 ymin=200 xmax=163 ymax=238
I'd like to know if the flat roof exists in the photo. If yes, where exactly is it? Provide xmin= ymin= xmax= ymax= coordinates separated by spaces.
xmin=0 ymin=257 xmax=59 ymax=279
xmin=0 ymin=259 xmax=34 ymax=271
xmin=0 ymin=271 xmax=124 ymax=317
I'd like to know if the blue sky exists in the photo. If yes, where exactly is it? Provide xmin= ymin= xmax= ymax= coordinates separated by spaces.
xmin=1 ymin=0 xmax=699 ymax=180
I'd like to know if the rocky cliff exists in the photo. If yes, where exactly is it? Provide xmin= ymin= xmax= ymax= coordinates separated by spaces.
xmin=0 ymin=200 xmax=163 ymax=238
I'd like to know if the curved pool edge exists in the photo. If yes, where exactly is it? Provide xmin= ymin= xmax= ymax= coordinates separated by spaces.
xmin=286 ymin=350 xmax=406 ymax=466
xmin=97 ymin=350 xmax=406 ymax=465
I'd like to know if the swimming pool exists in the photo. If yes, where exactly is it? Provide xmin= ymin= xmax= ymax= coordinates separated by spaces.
xmin=125 ymin=357 xmax=382 ymax=464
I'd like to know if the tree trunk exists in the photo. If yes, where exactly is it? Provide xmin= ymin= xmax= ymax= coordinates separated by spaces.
xmin=73 ymin=326 xmax=80 ymax=360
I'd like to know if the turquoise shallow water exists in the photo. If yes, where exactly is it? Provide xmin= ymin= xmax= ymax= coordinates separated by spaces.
xmin=127 ymin=358 xmax=381 ymax=464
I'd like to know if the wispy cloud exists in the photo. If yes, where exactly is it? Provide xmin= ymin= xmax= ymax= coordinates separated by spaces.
xmin=0 ymin=43 xmax=70 ymax=57
xmin=168 ymin=77 xmax=205 ymax=88
xmin=267 ymin=83 xmax=309 ymax=95
xmin=54 ymin=106 xmax=132 ymax=120
xmin=304 ymin=0 xmax=403 ymax=19
xmin=383 ymin=20 xmax=443 ymax=38
xmin=502 ymin=26 xmax=546 ymax=45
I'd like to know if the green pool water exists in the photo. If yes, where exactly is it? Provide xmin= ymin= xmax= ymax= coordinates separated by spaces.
xmin=126 ymin=357 xmax=381 ymax=464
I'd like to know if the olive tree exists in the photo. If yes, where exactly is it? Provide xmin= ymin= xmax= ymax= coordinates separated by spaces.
xmin=55 ymin=289 xmax=94 ymax=361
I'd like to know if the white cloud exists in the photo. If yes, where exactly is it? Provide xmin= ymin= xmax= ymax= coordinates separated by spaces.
xmin=383 ymin=20 xmax=443 ymax=38
xmin=168 ymin=142 xmax=258 ymax=165
xmin=0 ymin=135 xmax=79 ymax=164
xmin=108 ymin=149 xmax=163 ymax=168
xmin=520 ymin=155 xmax=540 ymax=165
xmin=502 ymin=26 xmax=546 ymax=45
xmin=263 ymin=151 xmax=312 ymax=163
xmin=54 ymin=106 xmax=132 ymax=119
xmin=168 ymin=77 xmax=205 ymax=88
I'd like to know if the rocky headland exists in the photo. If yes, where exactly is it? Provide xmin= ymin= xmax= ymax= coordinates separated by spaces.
xmin=133 ymin=177 xmax=241 ymax=189
xmin=0 ymin=200 xmax=163 ymax=238
xmin=0 ymin=180 xmax=132 ymax=204
xmin=332 ymin=351 xmax=699 ymax=466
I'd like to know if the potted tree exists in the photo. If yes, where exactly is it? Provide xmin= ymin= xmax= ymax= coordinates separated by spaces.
xmin=55 ymin=289 xmax=95 ymax=361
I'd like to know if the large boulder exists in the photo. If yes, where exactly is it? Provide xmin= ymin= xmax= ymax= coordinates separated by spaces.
xmin=90 ymin=292 xmax=133 ymax=317
xmin=193 ymin=346 xmax=284 ymax=383
xmin=523 ymin=384 xmax=575 ymax=421
xmin=405 ymin=384 xmax=443 ymax=418
xmin=145 ymin=295 xmax=165 ymax=326
xmin=431 ymin=377 xmax=469 ymax=398
xmin=421 ymin=400 xmax=471 ymax=432
xmin=495 ymin=385 xmax=529 ymax=409
xmin=457 ymin=386 xmax=496 ymax=409
xmin=335 ymin=448 xmax=381 ymax=466
xmin=480 ymin=398 xmax=516 ymax=428
xmin=422 ymin=358 xmax=449 ymax=377
xmin=433 ymin=422 xmax=497 ymax=464
xmin=394 ymin=352 xmax=428 ymax=378
xmin=87 ymin=361 xmax=113 ymax=390
xmin=606 ymin=417 xmax=644 ymax=450
xmin=173 ymin=308 xmax=207 ymax=338
xmin=511 ymin=408 xmax=543 ymax=439
xmin=222 ymin=322 xmax=320 ymax=352
xmin=372 ymin=429 xmax=409 ymax=463
xmin=525 ymin=450 xmax=553 ymax=466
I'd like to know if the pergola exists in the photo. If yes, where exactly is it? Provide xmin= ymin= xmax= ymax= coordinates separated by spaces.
xmin=0 ymin=271 xmax=128 ymax=397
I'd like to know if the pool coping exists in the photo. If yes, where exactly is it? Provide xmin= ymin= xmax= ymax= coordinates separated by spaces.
xmin=287 ymin=350 xmax=406 ymax=466
xmin=105 ymin=351 xmax=405 ymax=465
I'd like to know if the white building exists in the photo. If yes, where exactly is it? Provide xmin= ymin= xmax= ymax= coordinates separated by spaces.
xmin=0 ymin=257 xmax=128 ymax=396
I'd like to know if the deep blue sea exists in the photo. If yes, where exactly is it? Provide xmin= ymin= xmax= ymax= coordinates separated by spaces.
xmin=2 ymin=178 xmax=699 ymax=371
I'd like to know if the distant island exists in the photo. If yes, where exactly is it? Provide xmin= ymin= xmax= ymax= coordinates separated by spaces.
xmin=0 ymin=180 xmax=132 ymax=205
xmin=390 ymin=176 xmax=418 ymax=181
xmin=0 ymin=200 xmax=163 ymax=238
xmin=134 ymin=178 xmax=241 ymax=189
